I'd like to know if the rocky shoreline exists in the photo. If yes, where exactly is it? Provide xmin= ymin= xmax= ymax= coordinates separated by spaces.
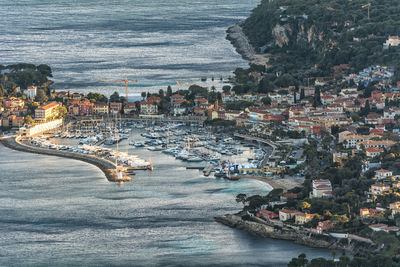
xmin=226 ymin=24 xmax=256 ymax=61
xmin=215 ymin=214 xmax=374 ymax=256
xmin=226 ymin=23 xmax=269 ymax=66
xmin=0 ymin=136 xmax=132 ymax=182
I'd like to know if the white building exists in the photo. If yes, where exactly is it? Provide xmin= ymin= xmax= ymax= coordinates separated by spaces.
xmin=26 ymin=86 xmax=37 ymax=99
xmin=375 ymin=169 xmax=393 ymax=180
xmin=312 ymin=179 xmax=332 ymax=198
xmin=384 ymin=36 xmax=400 ymax=49
xmin=140 ymin=101 xmax=158 ymax=115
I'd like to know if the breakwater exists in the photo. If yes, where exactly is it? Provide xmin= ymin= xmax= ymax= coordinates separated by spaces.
xmin=0 ymin=136 xmax=132 ymax=182
xmin=215 ymin=214 xmax=375 ymax=256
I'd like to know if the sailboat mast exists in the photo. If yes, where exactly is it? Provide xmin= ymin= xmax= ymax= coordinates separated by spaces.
xmin=115 ymin=115 xmax=118 ymax=168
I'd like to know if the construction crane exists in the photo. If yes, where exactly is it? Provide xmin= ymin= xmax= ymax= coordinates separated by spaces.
xmin=176 ymin=81 xmax=191 ymax=87
xmin=362 ymin=3 xmax=371 ymax=20
xmin=99 ymin=76 xmax=138 ymax=101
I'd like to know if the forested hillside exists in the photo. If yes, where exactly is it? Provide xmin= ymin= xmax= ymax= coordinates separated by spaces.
xmin=242 ymin=0 xmax=400 ymax=79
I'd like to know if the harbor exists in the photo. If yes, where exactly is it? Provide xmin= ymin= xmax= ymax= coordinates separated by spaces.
xmin=15 ymin=118 xmax=300 ymax=189
xmin=1 ymin=116 xmax=304 ymax=189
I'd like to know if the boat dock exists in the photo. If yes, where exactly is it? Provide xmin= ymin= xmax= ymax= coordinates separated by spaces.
xmin=203 ymin=166 xmax=214 ymax=176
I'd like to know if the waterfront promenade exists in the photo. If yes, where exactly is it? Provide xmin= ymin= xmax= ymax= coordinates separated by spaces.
xmin=0 ymin=136 xmax=132 ymax=182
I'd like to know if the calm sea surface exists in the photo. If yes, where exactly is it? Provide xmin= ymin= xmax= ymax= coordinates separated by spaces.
xmin=0 ymin=140 xmax=331 ymax=266
xmin=1 ymin=0 xmax=259 ymax=97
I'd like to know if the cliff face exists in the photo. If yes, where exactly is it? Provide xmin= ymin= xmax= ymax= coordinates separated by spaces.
xmin=236 ymin=0 xmax=400 ymax=74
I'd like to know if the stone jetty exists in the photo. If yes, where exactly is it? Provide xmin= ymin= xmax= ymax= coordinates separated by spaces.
xmin=0 ymin=136 xmax=132 ymax=182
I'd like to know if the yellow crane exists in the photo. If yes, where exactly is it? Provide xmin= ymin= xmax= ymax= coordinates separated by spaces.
xmin=99 ymin=76 xmax=139 ymax=100
xmin=362 ymin=3 xmax=371 ymax=20
xmin=176 ymin=80 xmax=191 ymax=87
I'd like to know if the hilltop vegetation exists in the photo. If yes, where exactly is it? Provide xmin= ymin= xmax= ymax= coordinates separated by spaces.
xmin=242 ymin=0 xmax=400 ymax=79
xmin=0 ymin=63 xmax=53 ymax=97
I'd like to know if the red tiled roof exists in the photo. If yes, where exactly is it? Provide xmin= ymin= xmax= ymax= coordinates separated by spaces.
xmin=280 ymin=209 xmax=301 ymax=214
xmin=376 ymin=169 xmax=391 ymax=173
xmin=140 ymin=101 xmax=155 ymax=105
xmin=174 ymin=99 xmax=186 ymax=104
xmin=37 ymin=102 xmax=59 ymax=110
xmin=171 ymin=94 xmax=184 ymax=98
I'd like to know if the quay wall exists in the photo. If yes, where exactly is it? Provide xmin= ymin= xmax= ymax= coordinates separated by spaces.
xmin=215 ymin=214 xmax=375 ymax=255
xmin=0 ymin=136 xmax=131 ymax=182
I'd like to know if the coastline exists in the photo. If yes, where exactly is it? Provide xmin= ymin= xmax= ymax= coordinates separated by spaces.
xmin=226 ymin=23 xmax=269 ymax=66
xmin=215 ymin=214 xmax=373 ymax=256
xmin=235 ymin=175 xmax=303 ymax=192
xmin=0 ymin=136 xmax=132 ymax=182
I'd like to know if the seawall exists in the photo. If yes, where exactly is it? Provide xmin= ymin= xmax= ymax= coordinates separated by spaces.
xmin=0 ymin=136 xmax=132 ymax=182
xmin=215 ymin=214 xmax=374 ymax=255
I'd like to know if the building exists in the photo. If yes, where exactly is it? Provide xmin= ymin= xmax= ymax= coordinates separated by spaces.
xmin=140 ymin=101 xmax=158 ymax=115
xmin=390 ymin=202 xmax=400 ymax=211
xmin=366 ymin=147 xmax=384 ymax=157
xmin=256 ymin=209 xmax=279 ymax=220
xmin=359 ymin=208 xmax=382 ymax=218
xmin=314 ymin=220 xmax=334 ymax=234
xmin=3 ymin=97 xmax=25 ymax=111
xmin=384 ymin=36 xmax=400 ymax=49
xmin=1 ymin=115 xmax=24 ymax=128
xmin=26 ymin=86 xmax=37 ymax=99
xmin=356 ymin=140 xmax=396 ymax=150
xmin=375 ymin=169 xmax=393 ymax=180
xmin=170 ymin=94 xmax=185 ymax=106
xmin=147 ymin=96 xmax=161 ymax=104
xmin=124 ymin=103 xmax=137 ymax=114
xmin=35 ymin=102 xmax=60 ymax=121
xmin=109 ymin=102 xmax=122 ymax=114
xmin=312 ymin=180 xmax=333 ymax=198
xmin=194 ymin=98 xmax=208 ymax=107
xmin=93 ymin=103 xmax=109 ymax=114
xmin=172 ymin=99 xmax=186 ymax=116
xmin=280 ymin=193 xmax=298 ymax=202
xmin=369 ymin=224 xmax=400 ymax=233
xmin=341 ymin=134 xmax=374 ymax=148
xmin=295 ymin=213 xmax=318 ymax=225
xmin=68 ymin=100 xmax=94 ymax=116
xmin=369 ymin=183 xmax=391 ymax=195
xmin=333 ymin=152 xmax=348 ymax=165
xmin=71 ymin=93 xmax=82 ymax=100
xmin=279 ymin=209 xmax=302 ymax=221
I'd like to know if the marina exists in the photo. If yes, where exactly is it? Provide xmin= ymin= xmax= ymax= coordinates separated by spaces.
xmin=43 ymin=119 xmax=275 ymax=182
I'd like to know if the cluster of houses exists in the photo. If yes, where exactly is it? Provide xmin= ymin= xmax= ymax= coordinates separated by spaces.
xmin=255 ymin=192 xmax=335 ymax=235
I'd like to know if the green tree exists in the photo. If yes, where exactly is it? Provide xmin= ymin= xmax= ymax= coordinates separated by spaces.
xmin=288 ymin=253 xmax=308 ymax=267
xmin=236 ymin=193 xmax=247 ymax=205
xmin=167 ymin=86 xmax=172 ymax=97
xmin=312 ymin=87 xmax=321 ymax=107
xmin=110 ymin=91 xmax=120 ymax=102
xmin=24 ymin=115 xmax=34 ymax=125
xmin=262 ymin=96 xmax=271 ymax=105
xmin=300 ymin=88 xmax=305 ymax=99
xmin=159 ymin=89 xmax=165 ymax=98
xmin=37 ymin=64 xmax=53 ymax=77
xmin=222 ymin=85 xmax=231 ymax=93
xmin=35 ymin=89 xmax=48 ymax=104
xmin=55 ymin=106 xmax=67 ymax=119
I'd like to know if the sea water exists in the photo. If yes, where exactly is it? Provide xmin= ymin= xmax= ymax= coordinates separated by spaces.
xmin=0 ymin=144 xmax=332 ymax=266
xmin=1 ymin=0 xmax=259 ymax=97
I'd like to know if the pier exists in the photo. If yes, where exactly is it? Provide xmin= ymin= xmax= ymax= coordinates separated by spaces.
xmin=0 ymin=136 xmax=133 ymax=182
